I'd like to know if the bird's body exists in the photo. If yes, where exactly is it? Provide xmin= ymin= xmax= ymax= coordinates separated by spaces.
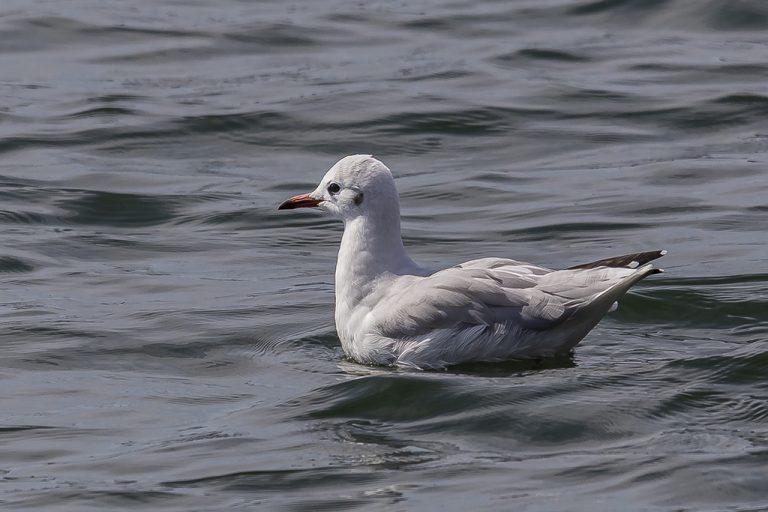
xmin=279 ymin=155 xmax=665 ymax=369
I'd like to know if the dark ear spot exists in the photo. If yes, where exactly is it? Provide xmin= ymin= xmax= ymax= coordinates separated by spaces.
xmin=354 ymin=191 xmax=364 ymax=205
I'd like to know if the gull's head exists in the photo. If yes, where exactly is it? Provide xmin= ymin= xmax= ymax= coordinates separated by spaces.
xmin=278 ymin=155 xmax=399 ymax=221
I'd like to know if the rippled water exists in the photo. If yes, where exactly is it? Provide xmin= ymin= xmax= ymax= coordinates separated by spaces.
xmin=2 ymin=0 xmax=768 ymax=510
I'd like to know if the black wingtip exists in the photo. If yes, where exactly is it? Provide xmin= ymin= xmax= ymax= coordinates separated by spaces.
xmin=568 ymin=249 xmax=668 ymax=270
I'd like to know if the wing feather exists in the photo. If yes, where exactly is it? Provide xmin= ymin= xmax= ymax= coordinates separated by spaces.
xmin=372 ymin=265 xmax=571 ymax=339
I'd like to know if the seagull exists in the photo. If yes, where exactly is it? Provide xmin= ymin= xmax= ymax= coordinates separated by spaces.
xmin=279 ymin=155 xmax=665 ymax=369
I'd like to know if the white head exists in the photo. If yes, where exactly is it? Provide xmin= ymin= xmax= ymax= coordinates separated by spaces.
xmin=278 ymin=155 xmax=400 ymax=224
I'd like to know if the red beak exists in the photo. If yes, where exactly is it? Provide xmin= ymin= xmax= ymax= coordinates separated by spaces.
xmin=278 ymin=193 xmax=321 ymax=210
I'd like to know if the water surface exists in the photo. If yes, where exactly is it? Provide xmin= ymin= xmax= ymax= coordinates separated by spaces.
xmin=1 ymin=0 xmax=768 ymax=510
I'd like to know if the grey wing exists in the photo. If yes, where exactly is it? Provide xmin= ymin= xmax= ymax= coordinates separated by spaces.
xmin=371 ymin=265 xmax=570 ymax=340
xmin=456 ymin=257 xmax=553 ymax=275
xmin=455 ymin=258 xmax=572 ymax=327
xmin=371 ymin=260 xmax=655 ymax=340
xmin=365 ymin=263 xmax=659 ymax=368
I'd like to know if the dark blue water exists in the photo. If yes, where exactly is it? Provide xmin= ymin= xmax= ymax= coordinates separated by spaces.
xmin=1 ymin=0 xmax=767 ymax=510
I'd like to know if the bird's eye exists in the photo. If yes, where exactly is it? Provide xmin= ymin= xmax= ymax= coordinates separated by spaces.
xmin=327 ymin=182 xmax=341 ymax=194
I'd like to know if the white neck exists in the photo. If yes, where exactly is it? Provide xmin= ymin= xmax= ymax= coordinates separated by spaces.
xmin=336 ymin=213 xmax=419 ymax=286
xmin=334 ymin=212 xmax=423 ymax=335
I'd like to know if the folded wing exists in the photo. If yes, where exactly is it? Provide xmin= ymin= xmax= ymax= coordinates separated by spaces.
xmin=371 ymin=260 xmax=649 ymax=340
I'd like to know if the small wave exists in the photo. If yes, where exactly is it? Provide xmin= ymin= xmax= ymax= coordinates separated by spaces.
xmin=666 ymin=343 xmax=768 ymax=386
xmin=56 ymin=191 xmax=181 ymax=227
xmin=494 ymin=48 xmax=590 ymax=66
xmin=0 ymin=255 xmax=35 ymax=273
